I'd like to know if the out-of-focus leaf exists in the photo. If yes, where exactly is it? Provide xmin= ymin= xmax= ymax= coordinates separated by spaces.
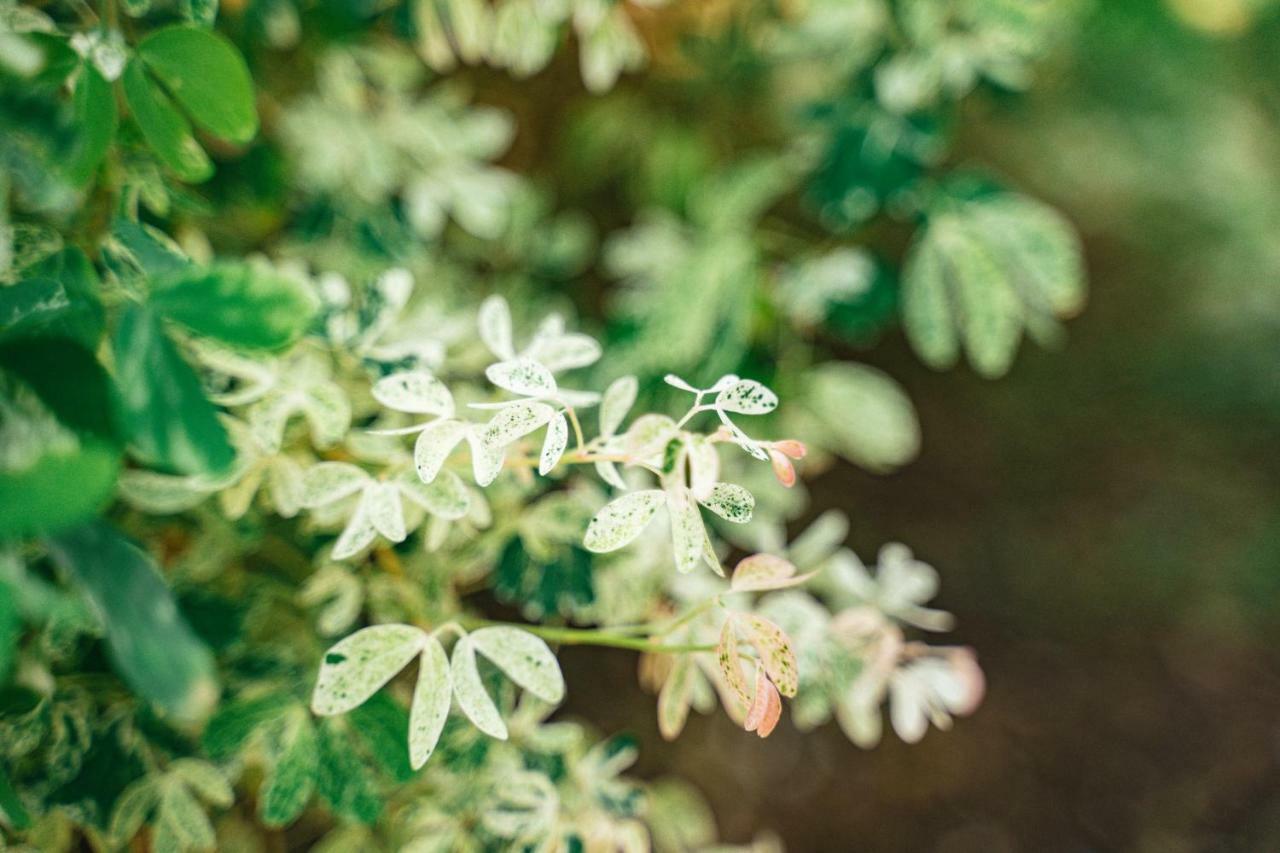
xmin=137 ymin=26 xmax=257 ymax=144
xmin=113 ymin=305 xmax=234 ymax=476
xmin=47 ymin=522 xmax=219 ymax=720
xmin=799 ymin=362 xmax=920 ymax=473
xmin=259 ymin=713 xmax=317 ymax=827
xmin=148 ymin=262 xmax=318 ymax=351
xmin=122 ymin=59 xmax=213 ymax=183
xmin=67 ymin=63 xmax=117 ymax=185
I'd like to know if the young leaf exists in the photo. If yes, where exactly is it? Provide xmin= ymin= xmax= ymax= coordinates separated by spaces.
xmin=470 ymin=626 xmax=565 ymax=704
xmin=409 ymin=638 xmax=452 ymax=769
xmin=486 ymin=358 xmax=557 ymax=397
xmin=715 ymin=619 xmax=750 ymax=711
xmin=137 ymin=26 xmax=258 ymax=143
xmin=730 ymin=554 xmax=815 ymax=592
xmin=373 ymin=371 xmax=454 ymax=417
xmin=657 ymin=654 xmax=696 ymax=741
xmin=157 ymin=780 xmax=216 ymax=848
xmin=148 ymin=262 xmax=318 ymax=351
xmin=743 ymin=661 xmax=782 ymax=738
xmin=699 ymin=483 xmax=754 ymax=524
xmin=714 ymin=379 xmax=778 ymax=415
xmin=114 ymin=305 xmax=234 ymax=475
xmin=450 ymin=634 xmax=508 ymax=739
xmin=737 ymin=613 xmax=798 ymax=697
xmin=122 ymin=60 xmax=213 ymax=183
xmin=582 ymin=489 xmax=665 ymax=553
xmin=311 ymin=624 xmax=427 ymax=715
xmin=47 ymin=522 xmax=219 ymax=720
xmin=538 ymin=412 xmax=568 ymax=475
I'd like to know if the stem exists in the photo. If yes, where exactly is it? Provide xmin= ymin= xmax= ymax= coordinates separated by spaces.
xmin=459 ymin=618 xmax=714 ymax=654
xmin=564 ymin=406 xmax=586 ymax=452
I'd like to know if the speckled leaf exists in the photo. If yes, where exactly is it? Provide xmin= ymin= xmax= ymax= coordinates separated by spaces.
xmin=311 ymin=624 xmax=426 ymax=715
xmin=657 ymin=654 xmax=696 ymax=741
xmin=399 ymin=470 xmax=470 ymax=520
xmin=714 ymin=379 xmax=777 ymax=415
xmin=486 ymin=358 xmax=556 ymax=398
xmin=300 ymin=462 xmax=368 ymax=508
xmin=259 ymin=714 xmax=317 ymax=827
xmin=450 ymin=635 xmax=508 ymax=739
xmin=414 ymin=419 xmax=468 ymax=483
xmin=583 ymin=489 xmax=664 ymax=553
xmin=467 ymin=430 xmax=505 ymax=487
xmin=471 ymin=627 xmax=565 ymax=704
xmin=699 ymin=483 xmax=753 ymax=524
xmin=408 ymin=638 xmax=452 ymax=769
xmin=737 ymin=613 xmax=798 ymax=697
xmin=364 ymin=482 xmax=406 ymax=543
xmin=715 ymin=619 xmax=751 ymax=710
xmin=599 ymin=375 xmax=637 ymax=437
xmin=730 ymin=553 xmax=816 ymax=592
xmin=667 ymin=488 xmax=705 ymax=574
xmin=373 ymin=371 xmax=454 ymax=417
xmin=482 ymin=401 xmax=556 ymax=449
xmin=538 ymin=412 xmax=568 ymax=475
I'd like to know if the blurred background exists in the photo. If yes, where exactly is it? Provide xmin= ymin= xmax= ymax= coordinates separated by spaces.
xmin=562 ymin=1 xmax=1280 ymax=849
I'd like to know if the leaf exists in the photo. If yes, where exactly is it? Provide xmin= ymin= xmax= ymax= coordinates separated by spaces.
xmin=714 ymin=379 xmax=778 ymax=415
xmin=486 ymin=358 xmax=557 ymax=397
xmin=715 ymin=619 xmax=750 ymax=711
xmin=108 ymin=778 xmax=158 ymax=843
xmin=311 ymin=624 xmax=427 ymax=715
xmin=0 ymin=259 xmax=103 ymax=348
xmin=148 ymin=262 xmax=318 ymax=350
xmin=482 ymin=400 xmax=556 ymax=449
xmin=730 ymin=554 xmax=816 ymax=593
xmin=364 ymin=482 xmax=406 ymax=543
xmin=0 ymin=337 xmax=120 ymax=441
xmin=157 ymin=781 xmax=215 ymax=848
xmin=737 ymin=613 xmax=798 ymax=698
xmin=582 ymin=489 xmax=665 ymax=553
xmin=414 ymin=419 xmax=468 ymax=483
xmin=181 ymin=0 xmax=218 ymax=27
xmin=114 ymin=305 xmax=234 ymax=476
xmin=122 ymin=59 xmax=213 ymax=183
xmin=348 ymin=693 xmax=413 ymax=781
xmin=314 ymin=721 xmax=381 ymax=824
xmin=169 ymin=759 xmax=232 ymax=808
xmin=699 ymin=483 xmax=754 ymax=524
xmin=468 ymin=430 xmax=505 ymax=487
xmin=259 ymin=714 xmax=318 ymax=827
xmin=743 ymin=661 xmax=782 ymax=737
xmin=538 ymin=412 xmax=568 ymax=476
xmin=528 ymin=333 xmax=601 ymax=372
xmin=373 ymin=371 xmax=454 ymax=416
xmin=450 ymin=634 xmax=508 ymax=739
xmin=667 ymin=488 xmax=705 ymax=574
xmin=478 ymin=295 xmax=514 ymax=359
xmin=599 ymin=375 xmax=637 ymax=437
xmin=657 ymin=654 xmax=696 ymax=741
xmin=399 ymin=470 xmax=470 ymax=520
xmin=470 ymin=627 xmax=565 ymax=704
xmin=137 ymin=26 xmax=258 ymax=143
xmin=0 ymin=768 xmax=31 ymax=831
xmin=48 ymin=522 xmax=219 ymax=720
xmin=202 ymin=693 xmax=294 ymax=759
xmin=408 ymin=638 xmax=452 ymax=769
xmin=804 ymin=362 xmax=920 ymax=473
xmin=68 ymin=63 xmax=118 ymax=185
xmin=300 ymin=462 xmax=369 ymax=508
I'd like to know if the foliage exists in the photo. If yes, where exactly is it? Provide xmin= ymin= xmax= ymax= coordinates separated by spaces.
xmin=0 ymin=0 xmax=1085 ymax=848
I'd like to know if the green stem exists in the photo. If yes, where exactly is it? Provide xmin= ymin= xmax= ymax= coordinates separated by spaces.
xmin=459 ymin=618 xmax=714 ymax=654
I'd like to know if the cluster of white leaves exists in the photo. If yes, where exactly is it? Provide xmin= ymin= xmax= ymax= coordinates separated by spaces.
xmin=312 ymin=623 xmax=564 ymax=768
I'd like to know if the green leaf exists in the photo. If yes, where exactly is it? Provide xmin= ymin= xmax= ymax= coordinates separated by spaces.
xmin=68 ymin=64 xmax=118 ymax=186
xmin=157 ymin=779 xmax=216 ymax=848
xmin=148 ymin=262 xmax=318 ymax=350
xmin=259 ymin=714 xmax=317 ymax=827
xmin=349 ymin=692 xmax=415 ymax=781
xmin=0 ymin=767 xmax=31 ymax=830
xmin=0 ymin=581 xmax=17 ymax=683
xmin=181 ymin=0 xmax=218 ymax=27
xmin=138 ymin=26 xmax=258 ymax=144
xmin=113 ymin=305 xmax=234 ymax=476
xmin=314 ymin=721 xmax=382 ymax=824
xmin=47 ymin=522 xmax=219 ymax=720
xmin=202 ymin=693 xmax=294 ymax=759
xmin=802 ymin=362 xmax=920 ymax=473
xmin=122 ymin=59 xmax=213 ymax=183
xmin=0 ymin=338 xmax=121 ymax=442
xmin=0 ymin=380 xmax=120 ymax=541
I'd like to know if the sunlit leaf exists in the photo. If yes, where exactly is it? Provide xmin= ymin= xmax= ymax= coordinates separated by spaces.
xmin=699 ymin=483 xmax=754 ymax=524
xmin=538 ymin=412 xmax=568 ymax=475
xmin=583 ymin=489 xmax=665 ymax=553
xmin=470 ymin=626 xmax=565 ymax=704
xmin=486 ymin=358 xmax=557 ymax=397
xmin=373 ymin=371 xmax=454 ymax=417
xmin=714 ymin=379 xmax=778 ymax=415
xmin=408 ymin=638 xmax=452 ymax=769
xmin=450 ymin=634 xmax=507 ymax=739
xmin=311 ymin=624 xmax=426 ymax=716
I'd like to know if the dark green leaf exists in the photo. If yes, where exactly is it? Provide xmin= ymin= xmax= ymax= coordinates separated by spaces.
xmin=113 ymin=305 xmax=234 ymax=476
xmin=315 ymin=720 xmax=382 ymax=824
xmin=259 ymin=715 xmax=317 ymax=827
xmin=138 ymin=26 xmax=258 ymax=144
xmin=349 ymin=693 xmax=414 ymax=782
xmin=0 ymin=767 xmax=32 ymax=830
xmin=47 ymin=522 xmax=219 ymax=721
xmin=149 ymin=262 xmax=318 ymax=350
xmin=68 ymin=64 xmax=118 ymax=186
xmin=181 ymin=0 xmax=219 ymax=27
xmin=122 ymin=59 xmax=213 ymax=183
xmin=0 ymin=582 xmax=17 ymax=684
xmin=0 ymin=338 xmax=120 ymax=441
xmin=201 ymin=693 xmax=294 ymax=760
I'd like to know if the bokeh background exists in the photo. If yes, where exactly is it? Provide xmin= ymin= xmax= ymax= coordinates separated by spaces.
xmin=562 ymin=1 xmax=1280 ymax=849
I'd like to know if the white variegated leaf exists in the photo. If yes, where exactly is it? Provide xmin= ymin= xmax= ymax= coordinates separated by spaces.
xmin=332 ymin=495 xmax=379 ymax=560
xmin=414 ymin=419 xmax=469 ymax=483
xmin=118 ymin=470 xmax=213 ymax=513
xmin=399 ymin=470 xmax=470 ymax=520
xmin=667 ymin=488 xmax=705 ymax=574
xmin=482 ymin=401 xmax=556 ymax=449
xmin=409 ymin=638 xmax=452 ymax=769
xmin=663 ymin=374 xmax=699 ymax=393
xmin=479 ymin=295 xmax=515 ymax=360
xmin=686 ymin=437 xmax=720 ymax=501
xmin=468 ymin=430 xmax=506 ymax=487
xmin=699 ymin=483 xmax=754 ymax=524
xmin=599 ymin=375 xmax=637 ymax=438
xmin=365 ymin=482 xmax=407 ymax=542
xmin=714 ymin=379 xmax=778 ymax=415
xmin=450 ymin=635 xmax=508 ymax=739
xmin=312 ymin=624 xmax=427 ymax=715
xmin=300 ymin=462 xmax=369 ymax=508
xmin=486 ymin=358 xmax=557 ymax=398
xmin=595 ymin=460 xmax=627 ymax=490
xmin=730 ymin=553 xmax=816 ymax=592
xmin=583 ymin=489 xmax=665 ymax=553
xmin=539 ymin=413 xmax=568 ymax=476
xmin=372 ymin=371 xmax=455 ymax=417
xmin=556 ymin=388 xmax=601 ymax=408
xmin=528 ymin=332 xmax=602 ymax=372
xmin=470 ymin=627 xmax=565 ymax=704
